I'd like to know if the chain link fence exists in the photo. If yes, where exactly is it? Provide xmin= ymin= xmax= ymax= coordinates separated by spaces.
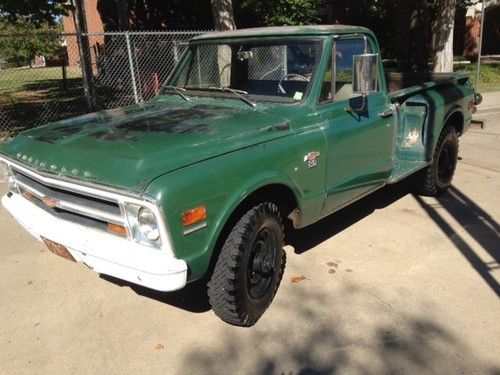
xmin=0 ymin=31 xmax=205 ymax=139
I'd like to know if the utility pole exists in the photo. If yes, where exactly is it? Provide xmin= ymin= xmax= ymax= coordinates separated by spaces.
xmin=72 ymin=0 xmax=96 ymax=112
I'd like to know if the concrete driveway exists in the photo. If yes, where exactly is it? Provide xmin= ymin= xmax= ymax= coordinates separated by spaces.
xmin=0 ymin=93 xmax=499 ymax=374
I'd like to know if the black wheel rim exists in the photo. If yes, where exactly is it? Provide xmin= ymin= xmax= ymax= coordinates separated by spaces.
xmin=437 ymin=140 xmax=455 ymax=184
xmin=247 ymin=227 xmax=277 ymax=299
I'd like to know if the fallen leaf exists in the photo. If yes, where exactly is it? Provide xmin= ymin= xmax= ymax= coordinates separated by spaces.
xmin=290 ymin=275 xmax=308 ymax=283
xmin=154 ymin=343 xmax=165 ymax=351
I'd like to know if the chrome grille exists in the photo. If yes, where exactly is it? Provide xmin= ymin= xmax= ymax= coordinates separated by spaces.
xmin=12 ymin=169 xmax=125 ymax=230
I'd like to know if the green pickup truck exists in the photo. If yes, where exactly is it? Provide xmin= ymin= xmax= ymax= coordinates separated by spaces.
xmin=0 ymin=25 xmax=480 ymax=326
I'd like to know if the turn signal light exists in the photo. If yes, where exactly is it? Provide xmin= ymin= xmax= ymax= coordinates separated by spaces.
xmin=107 ymin=223 xmax=127 ymax=237
xmin=22 ymin=190 xmax=35 ymax=201
xmin=182 ymin=205 xmax=207 ymax=226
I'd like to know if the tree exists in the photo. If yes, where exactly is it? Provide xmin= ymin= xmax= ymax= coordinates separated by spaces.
xmin=237 ymin=0 xmax=320 ymax=27
xmin=429 ymin=0 xmax=479 ymax=72
xmin=431 ymin=0 xmax=457 ymax=72
xmin=0 ymin=18 xmax=62 ymax=67
xmin=211 ymin=0 xmax=236 ymax=30
xmin=0 ymin=0 xmax=71 ymax=25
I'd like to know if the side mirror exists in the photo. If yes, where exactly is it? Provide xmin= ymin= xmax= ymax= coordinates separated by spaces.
xmin=352 ymin=53 xmax=378 ymax=95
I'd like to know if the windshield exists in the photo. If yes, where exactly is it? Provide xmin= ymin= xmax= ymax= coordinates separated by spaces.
xmin=165 ymin=39 xmax=325 ymax=103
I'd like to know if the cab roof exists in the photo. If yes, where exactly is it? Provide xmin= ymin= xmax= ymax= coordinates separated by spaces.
xmin=192 ymin=25 xmax=371 ymax=41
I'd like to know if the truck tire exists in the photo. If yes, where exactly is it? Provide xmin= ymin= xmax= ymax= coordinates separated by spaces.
xmin=417 ymin=125 xmax=459 ymax=196
xmin=207 ymin=202 xmax=285 ymax=326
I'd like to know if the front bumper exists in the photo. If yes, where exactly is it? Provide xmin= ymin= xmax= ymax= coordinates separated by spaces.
xmin=2 ymin=192 xmax=188 ymax=292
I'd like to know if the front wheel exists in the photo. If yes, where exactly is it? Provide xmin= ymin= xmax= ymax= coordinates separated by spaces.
xmin=207 ymin=202 xmax=285 ymax=326
xmin=416 ymin=125 xmax=459 ymax=196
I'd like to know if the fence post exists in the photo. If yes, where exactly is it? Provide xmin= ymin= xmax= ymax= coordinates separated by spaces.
xmin=125 ymin=32 xmax=140 ymax=104
xmin=476 ymin=1 xmax=486 ymax=92
xmin=72 ymin=0 xmax=96 ymax=112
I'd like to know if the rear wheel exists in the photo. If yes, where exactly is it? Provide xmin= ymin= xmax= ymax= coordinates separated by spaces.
xmin=416 ymin=125 xmax=459 ymax=196
xmin=207 ymin=202 xmax=285 ymax=326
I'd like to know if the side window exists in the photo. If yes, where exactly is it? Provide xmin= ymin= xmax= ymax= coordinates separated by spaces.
xmin=319 ymin=38 xmax=371 ymax=103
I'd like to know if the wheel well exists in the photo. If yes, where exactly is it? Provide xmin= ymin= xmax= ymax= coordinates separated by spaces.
xmin=445 ymin=111 xmax=464 ymax=135
xmin=206 ymin=184 xmax=299 ymax=277
xmin=243 ymin=184 xmax=298 ymax=219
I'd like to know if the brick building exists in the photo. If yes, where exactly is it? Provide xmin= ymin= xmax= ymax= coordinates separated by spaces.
xmin=62 ymin=0 xmax=105 ymax=67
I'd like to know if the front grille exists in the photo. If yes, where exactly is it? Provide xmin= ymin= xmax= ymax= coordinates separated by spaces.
xmin=12 ymin=169 xmax=125 ymax=231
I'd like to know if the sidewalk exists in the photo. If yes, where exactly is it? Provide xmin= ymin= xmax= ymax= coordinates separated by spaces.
xmin=473 ymin=91 xmax=500 ymax=124
xmin=476 ymin=91 xmax=500 ymax=111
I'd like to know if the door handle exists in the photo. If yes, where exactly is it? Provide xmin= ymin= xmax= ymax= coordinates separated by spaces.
xmin=378 ymin=108 xmax=394 ymax=118
xmin=379 ymin=103 xmax=400 ymax=118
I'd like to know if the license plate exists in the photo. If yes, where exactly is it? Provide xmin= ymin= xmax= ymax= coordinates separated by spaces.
xmin=41 ymin=237 xmax=76 ymax=262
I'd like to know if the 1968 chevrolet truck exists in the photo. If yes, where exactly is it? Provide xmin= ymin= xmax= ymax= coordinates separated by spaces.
xmin=0 ymin=26 xmax=480 ymax=326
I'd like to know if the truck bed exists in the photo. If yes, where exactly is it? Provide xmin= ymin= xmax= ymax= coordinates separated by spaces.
xmin=385 ymin=71 xmax=470 ymax=100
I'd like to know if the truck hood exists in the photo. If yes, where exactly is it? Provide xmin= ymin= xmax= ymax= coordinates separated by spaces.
xmin=0 ymin=97 xmax=291 ymax=192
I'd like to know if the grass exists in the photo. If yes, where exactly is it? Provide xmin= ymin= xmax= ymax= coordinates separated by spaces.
xmin=0 ymin=66 xmax=82 ymax=98
xmin=0 ymin=66 xmax=127 ymax=132
xmin=456 ymin=63 xmax=500 ymax=93
xmin=0 ymin=66 xmax=86 ymax=130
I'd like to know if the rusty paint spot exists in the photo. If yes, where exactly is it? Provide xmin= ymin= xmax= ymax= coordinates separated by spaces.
xmin=154 ymin=343 xmax=165 ymax=351
xmin=291 ymin=275 xmax=308 ymax=283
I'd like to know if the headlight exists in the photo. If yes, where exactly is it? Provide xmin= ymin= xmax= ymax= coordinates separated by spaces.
xmin=124 ymin=203 xmax=162 ymax=247
xmin=138 ymin=207 xmax=160 ymax=241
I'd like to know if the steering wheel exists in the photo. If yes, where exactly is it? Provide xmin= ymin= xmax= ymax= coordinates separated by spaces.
xmin=278 ymin=73 xmax=310 ymax=94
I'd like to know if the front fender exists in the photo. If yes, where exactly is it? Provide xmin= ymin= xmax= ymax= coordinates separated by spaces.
xmin=145 ymin=129 xmax=326 ymax=280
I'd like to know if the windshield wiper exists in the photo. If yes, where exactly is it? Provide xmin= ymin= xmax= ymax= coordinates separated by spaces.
xmin=208 ymin=86 xmax=256 ymax=107
xmin=163 ymin=85 xmax=191 ymax=102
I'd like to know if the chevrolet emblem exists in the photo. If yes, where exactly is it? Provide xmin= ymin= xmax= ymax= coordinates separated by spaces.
xmin=304 ymin=151 xmax=320 ymax=168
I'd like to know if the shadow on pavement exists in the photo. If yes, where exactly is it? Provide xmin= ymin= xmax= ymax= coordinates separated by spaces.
xmin=414 ymin=186 xmax=500 ymax=297
xmin=287 ymin=179 xmax=414 ymax=254
xmin=179 ymin=283 xmax=500 ymax=374
xmin=100 ymin=274 xmax=211 ymax=313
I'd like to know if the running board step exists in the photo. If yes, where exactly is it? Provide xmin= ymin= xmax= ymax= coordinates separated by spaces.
xmin=388 ymin=160 xmax=430 ymax=183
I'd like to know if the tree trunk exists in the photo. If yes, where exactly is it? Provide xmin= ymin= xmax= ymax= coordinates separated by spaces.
xmin=211 ymin=0 xmax=235 ymax=86
xmin=432 ymin=0 xmax=456 ymax=72
xmin=210 ymin=0 xmax=236 ymax=31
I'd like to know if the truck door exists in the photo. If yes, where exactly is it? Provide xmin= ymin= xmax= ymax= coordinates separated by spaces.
xmin=317 ymin=37 xmax=396 ymax=214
